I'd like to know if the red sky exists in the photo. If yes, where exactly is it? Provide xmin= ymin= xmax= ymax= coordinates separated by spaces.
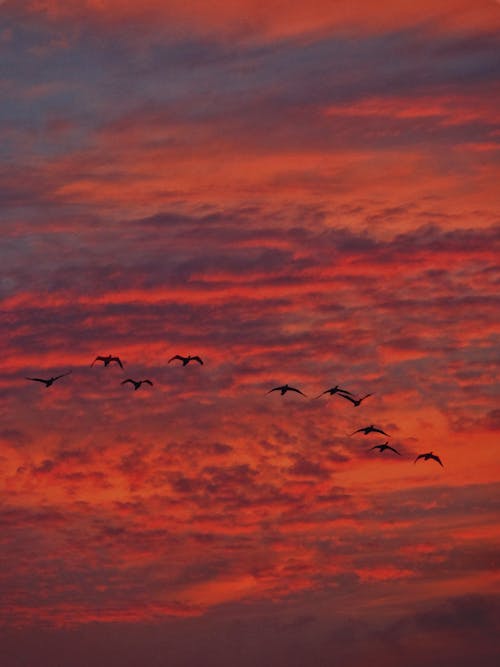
xmin=1 ymin=1 xmax=499 ymax=665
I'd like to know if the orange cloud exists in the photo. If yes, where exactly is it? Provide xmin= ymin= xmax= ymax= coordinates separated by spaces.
xmin=19 ymin=1 xmax=500 ymax=40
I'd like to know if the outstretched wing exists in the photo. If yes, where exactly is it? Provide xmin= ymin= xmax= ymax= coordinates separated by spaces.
xmin=288 ymin=386 xmax=306 ymax=396
xmin=169 ymin=355 xmax=184 ymax=363
xmin=191 ymin=356 xmax=203 ymax=365
xmin=372 ymin=427 xmax=389 ymax=436
xmin=26 ymin=377 xmax=47 ymax=383
xmin=91 ymin=356 xmax=106 ymax=366
xmin=359 ymin=393 xmax=373 ymax=403
xmin=350 ymin=427 xmax=366 ymax=435
xmin=337 ymin=387 xmax=355 ymax=396
xmin=53 ymin=371 xmax=72 ymax=381
xmin=414 ymin=454 xmax=425 ymax=463
xmin=337 ymin=393 xmax=356 ymax=405
xmin=121 ymin=379 xmax=135 ymax=385
xmin=314 ymin=389 xmax=330 ymax=399
xmin=267 ymin=386 xmax=282 ymax=394
xmin=431 ymin=454 xmax=444 ymax=467
xmin=143 ymin=380 xmax=153 ymax=386
xmin=110 ymin=356 xmax=123 ymax=368
xmin=369 ymin=444 xmax=382 ymax=451
xmin=387 ymin=445 xmax=401 ymax=455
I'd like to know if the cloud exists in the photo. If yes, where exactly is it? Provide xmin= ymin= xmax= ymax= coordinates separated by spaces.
xmin=414 ymin=593 xmax=500 ymax=632
xmin=7 ymin=1 xmax=500 ymax=42
xmin=1 ymin=0 xmax=499 ymax=648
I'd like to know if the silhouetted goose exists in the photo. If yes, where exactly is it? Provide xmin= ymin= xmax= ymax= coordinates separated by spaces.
xmin=121 ymin=379 xmax=153 ymax=391
xmin=369 ymin=441 xmax=400 ymax=455
xmin=414 ymin=452 xmax=443 ymax=467
xmin=168 ymin=355 xmax=203 ymax=366
xmin=91 ymin=355 xmax=123 ymax=369
xmin=351 ymin=424 xmax=390 ymax=436
xmin=25 ymin=371 xmax=71 ymax=387
xmin=267 ymin=384 xmax=306 ymax=396
xmin=314 ymin=385 xmax=354 ymax=399
xmin=338 ymin=393 xmax=373 ymax=407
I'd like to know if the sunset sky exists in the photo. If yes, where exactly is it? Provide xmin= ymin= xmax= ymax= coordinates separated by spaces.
xmin=1 ymin=1 xmax=500 ymax=665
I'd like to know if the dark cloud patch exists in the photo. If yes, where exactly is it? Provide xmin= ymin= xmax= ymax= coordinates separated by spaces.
xmin=287 ymin=455 xmax=330 ymax=479
xmin=201 ymin=464 xmax=259 ymax=493
xmin=0 ymin=428 xmax=32 ymax=448
xmin=414 ymin=593 xmax=500 ymax=632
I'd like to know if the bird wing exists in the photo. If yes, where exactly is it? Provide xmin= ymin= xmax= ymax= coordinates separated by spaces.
xmin=143 ymin=380 xmax=153 ymax=385
xmin=373 ymin=427 xmax=389 ymax=436
xmin=91 ymin=356 xmax=106 ymax=366
xmin=337 ymin=393 xmax=356 ymax=404
xmin=121 ymin=379 xmax=134 ymax=385
xmin=267 ymin=386 xmax=282 ymax=394
xmin=431 ymin=454 xmax=444 ymax=467
xmin=414 ymin=454 xmax=425 ymax=463
xmin=369 ymin=444 xmax=382 ymax=451
xmin=337 ymin=388 xmax=355 ymax=396
xmin=387 ymin=445 xmax=401 ymax=455
xmin=288 ymin=387 xmax=306 ymax=396
xmin=360 ymin=393 xmax=373 ymax=402
xmin=169 ymin=355 xmax=184 ymax=363
xmin=111 ymin=357 xmax=123 ymax=368
xmin=26 ymin=377 xmax=47 ymax=383
xmin=314 ymin=389 xmax=330 ymax=399
xmin=191 ymin=356 xmax=203 ymax=365
xmin=53 ymin=371 xmax=71 ymax=381
xmin=350 ymin=427 xmax=365 ymax=435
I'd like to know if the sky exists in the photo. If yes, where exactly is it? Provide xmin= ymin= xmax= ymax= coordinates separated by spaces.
xmin=1 ymin=1 xmax=499 ymax=665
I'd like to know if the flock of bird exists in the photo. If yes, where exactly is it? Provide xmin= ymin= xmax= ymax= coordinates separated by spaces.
xmin=267 ymin=382 xmax=443 ymax=466
xmin=25 ymin=354 xmax=444 ymax=468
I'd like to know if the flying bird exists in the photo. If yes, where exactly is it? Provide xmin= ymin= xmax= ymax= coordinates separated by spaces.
xmin=25 ymin=371 xmax=72 ymax=387
xmin=267 ymin=384 xmax=307 ymax=396
xmin=91 ymin=355 xmax=124 ymax=368
xmin=168 ymin=355 xmax=203 ymax=366
xmin=314 ymin=385 xmax=354 ymax=399
xmin=121 ymin=379 xmax=153 ymax=391
xmin=337 ymin=392 xmax=373 ymax=407
xmin=414 ymin=452 xmax=444 ymax=467
xmin=369 ymin=441 xmax=401 ymax=455
xmin=351 ymin=424 xmax=390 ymax=436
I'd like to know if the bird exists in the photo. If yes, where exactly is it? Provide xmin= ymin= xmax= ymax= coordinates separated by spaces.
xmin=267 ymin=384 xmax=306 ymax=396
xmin=314 ymin=385 xmax=354 ymax=399
xmin=337 ymin=392 xmax=373 ymax=407
xmin=91 ymin=355 xmax=124 ymax=368
xmin=351 ymin=424 xmax=390 ymax=436
xmin=414 ymin=452 xmax=443 ymax=467
xmin=369 ymin=441 xmax=401 ymax=455
xmin=121 ymin=379 xmax=153 ymax=391
xmin=25 ymin=371 xmax=72 ymax=387
xmin=168 ymin=355 xmax=203 ymax=366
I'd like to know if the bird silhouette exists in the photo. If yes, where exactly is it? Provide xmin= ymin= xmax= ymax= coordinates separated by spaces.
xmin=267 ymin=384 xmax=306 ymax=396
xmin=414 ymin=452 xmax=443 ymax=467
xmin=168 ymin=355 xmax=203 ymax=366
xmin=314 ymin=385 xmax=354 ymax=399
xmin=121 ymin=379 xmax=153 ymax=391
xmin=91 ymin=355 xmax=123 ymax=369
xmin=25 ymin=371 xmax=72 ymax=387
xmin=351 ymin=424 xmax=390 ymax=436
xmin=337 ymin=392 xmax=373 ymax=407
xmin=369 ymin=441 xmax=401 ymax=455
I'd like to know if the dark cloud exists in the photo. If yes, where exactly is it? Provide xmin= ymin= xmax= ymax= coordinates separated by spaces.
xmin=413 ymin=594 xmax=500 ymax=632
xmin=288 ymin=456 xmax=330 ymax=479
